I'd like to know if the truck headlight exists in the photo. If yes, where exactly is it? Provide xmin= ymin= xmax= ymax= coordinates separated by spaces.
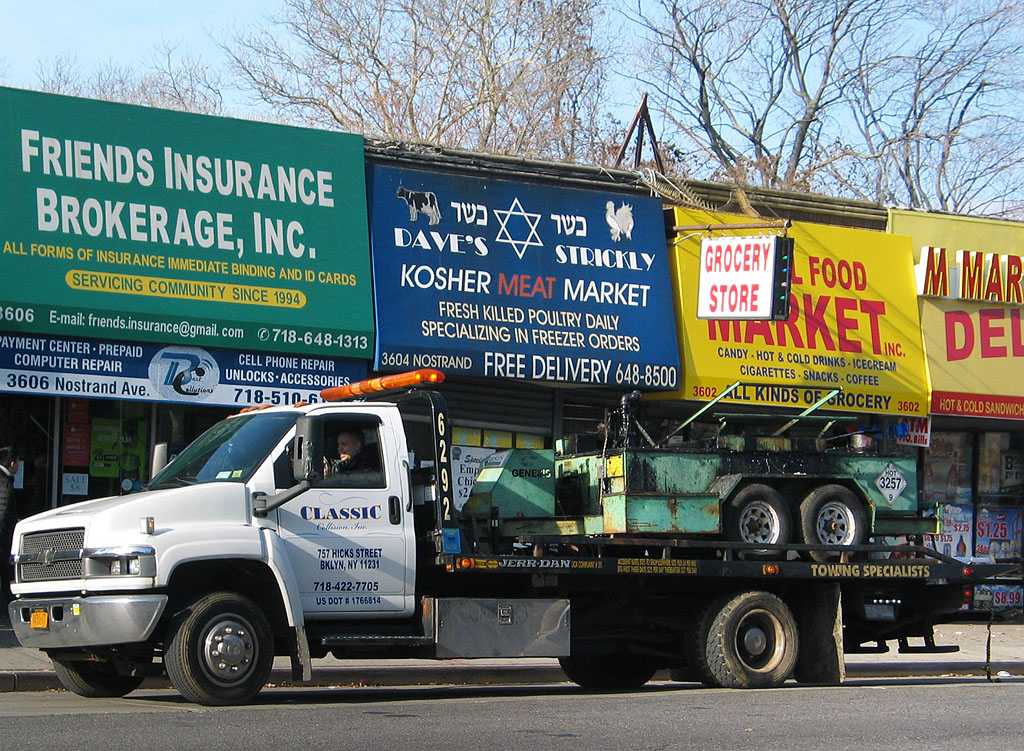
xmin=108 ymin=557 xmax=142 ymax=576
xmin=84 ymin=547 xmax=156 ymax=578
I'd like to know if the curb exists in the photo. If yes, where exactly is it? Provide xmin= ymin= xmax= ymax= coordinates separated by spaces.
xmin=844 ymin=661 xmax=1023 ymax=679
xmin=0 ymin=665 xmax=571 ymax=694
xmin=2 ymin=662 xmax=1023 ymax=694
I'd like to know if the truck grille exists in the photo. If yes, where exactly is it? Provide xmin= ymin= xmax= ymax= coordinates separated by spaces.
xmin=18 ymin=528 xmax=86 ymax=581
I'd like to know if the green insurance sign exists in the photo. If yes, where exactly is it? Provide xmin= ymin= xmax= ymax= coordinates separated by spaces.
xmin=0 ymin=87 xmax=373 ymax=357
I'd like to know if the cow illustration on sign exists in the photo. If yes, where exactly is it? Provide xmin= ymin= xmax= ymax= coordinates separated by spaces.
xmin=396 ymin=186 xmax=442 ymax=225
xmin=606 ymin=201 xmax=634 ymax=242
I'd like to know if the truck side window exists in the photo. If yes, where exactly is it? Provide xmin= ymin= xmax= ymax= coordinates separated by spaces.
xmin=318 ymin=419 xmax=385 ymax=489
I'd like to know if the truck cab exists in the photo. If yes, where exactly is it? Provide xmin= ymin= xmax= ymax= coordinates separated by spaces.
xmin=7 ymin=370 xmax=484 ymax=704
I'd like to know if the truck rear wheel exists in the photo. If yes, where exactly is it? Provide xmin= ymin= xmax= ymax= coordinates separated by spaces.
xmin=693 ymin=591 xmax=798 ymax=688
xmin=164 ymin=592 xmax=274 ymax=706
xmin=559 ymin=654 xmax=657 ymax=690
xmin=680 ymin=604 xmax=718 ymax=687
xmin=725 ymin=484 xmax=792 ymax=550
xmin=799 ymin=484 xmax=867 ymax=561
xmin=52 ymin=658 xmax=146 ymax=698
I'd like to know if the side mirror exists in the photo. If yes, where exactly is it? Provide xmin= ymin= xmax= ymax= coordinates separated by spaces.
xmin=151 ymin=443 xmax=169 ymax=479
xmin=292 ymin=416 xmax=324 ymax=483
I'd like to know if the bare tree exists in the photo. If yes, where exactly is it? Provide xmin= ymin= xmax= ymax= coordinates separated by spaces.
xmin=833 ymin=0 xmax=1024 ymax=212
xmin=629 ymin=0 xmax=1024 ymax=213
xmin=223 ymin=0 xmax=614 ymax=162
xmin=631 ymin=0 xmax=898 ymax=190
xmin=35 ymin=43 xmax=224 ymax=114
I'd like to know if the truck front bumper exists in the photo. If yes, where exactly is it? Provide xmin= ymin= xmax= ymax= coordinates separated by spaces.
xmin=7 ymin=595 xmax=168 ymax=649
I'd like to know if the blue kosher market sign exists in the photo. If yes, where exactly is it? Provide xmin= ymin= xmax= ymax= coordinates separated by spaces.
xmin=0 ymin=333 xmax=366 ymax=407
xmin=368 ymin=165 xmax=680 ymax=389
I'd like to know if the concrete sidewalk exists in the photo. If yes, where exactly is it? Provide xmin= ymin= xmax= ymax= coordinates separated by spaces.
xmin=2 ymin=620 xmax=1023 ymax=694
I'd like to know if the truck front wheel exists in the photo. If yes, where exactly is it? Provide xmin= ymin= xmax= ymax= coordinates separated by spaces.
xmin=164 ymin=592 xmax=274 ymax=706
xmin=799 ymin=484 xmax=867 ymax=561
xmin=52 ymin=658 xmax=146 ymax=698
xmin=694 ymin=591 xmax=798 ymax=689
xmin=559 ymin=654 xmax=657 ymax=690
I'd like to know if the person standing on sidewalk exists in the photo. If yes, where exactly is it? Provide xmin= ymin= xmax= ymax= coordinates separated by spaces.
xmin=0 ymin=446 xmax=19 ymax=610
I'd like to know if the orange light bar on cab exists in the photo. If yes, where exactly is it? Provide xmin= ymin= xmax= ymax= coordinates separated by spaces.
xmin=320 ymin=369 xmax=445 ymax=402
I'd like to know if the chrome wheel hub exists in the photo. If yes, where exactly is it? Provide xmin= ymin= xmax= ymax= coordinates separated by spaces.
xmin=816 ymin=501 xmax=856 ymax=545
xmin=739 ymin=501 xmax=781 ymax=545
xmin=201 ymin=616 xmax=256 ymax=685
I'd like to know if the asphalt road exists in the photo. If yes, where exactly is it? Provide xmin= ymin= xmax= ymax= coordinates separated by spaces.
xmin=2 ymin=677 xmax=1023 ymax=750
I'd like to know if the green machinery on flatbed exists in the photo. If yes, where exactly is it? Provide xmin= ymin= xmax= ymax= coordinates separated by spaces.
xmin=463 ymin=388 xmax=934 ymax=553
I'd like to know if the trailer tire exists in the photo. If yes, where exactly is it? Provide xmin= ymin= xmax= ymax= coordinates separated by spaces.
xmin=724 ymin=484 xmax=792 ymax=551
xmin=698 ymin=591 xmax=798 ymax=689
xmin=164 ymin=592 xmax=274 ymax=706
xmin=800 ymin=484 xmax=867 ymax=561
xmin=52 ymin=658 xmax=146 ymax=698
xmin=559 ymin=654 xmax=657 ymax=690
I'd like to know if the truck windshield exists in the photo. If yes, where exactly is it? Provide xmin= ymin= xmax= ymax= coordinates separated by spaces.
xmin=148 ymin=412 xmax=298 ymax=489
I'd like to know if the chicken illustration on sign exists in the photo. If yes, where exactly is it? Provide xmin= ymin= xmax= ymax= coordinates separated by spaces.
xmin=606 ymin=202 xmax=634 ymax=242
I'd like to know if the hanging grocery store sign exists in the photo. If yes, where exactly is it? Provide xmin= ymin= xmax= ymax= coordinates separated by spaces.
xmin=889 ymin=209 xmax=1024 ymax=419
xmin=0 ymin=87 xmax=373 ymax=358
xmin=0 ymin=332 xmax=366 ymax=407
xmin=662 ymin=208 xmax=929 ymax=416
xmin=696 ymin=235 xmax=793 ymax=320
xmin=367 ymin=165 xmax=680 ymax=389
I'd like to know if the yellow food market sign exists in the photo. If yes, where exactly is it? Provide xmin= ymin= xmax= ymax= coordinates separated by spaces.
xmin=664 ymin=208 xmax=929 ymax=416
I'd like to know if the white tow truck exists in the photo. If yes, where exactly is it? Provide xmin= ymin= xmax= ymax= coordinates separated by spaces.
xmin=7 ymin=370 xmax=1016 ymax=705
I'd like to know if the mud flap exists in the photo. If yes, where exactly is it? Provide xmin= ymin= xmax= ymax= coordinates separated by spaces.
xmin=290 ymin=624 xmax=312 ymax=682
xmin=793 ymin=583 xmax=845 ymax=684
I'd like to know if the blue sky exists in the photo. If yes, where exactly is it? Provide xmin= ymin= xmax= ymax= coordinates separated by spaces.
xmin=1 ymin=1 xmax=281 ymax=90
xmin=1 ymin=1 xmax=647 ymax=137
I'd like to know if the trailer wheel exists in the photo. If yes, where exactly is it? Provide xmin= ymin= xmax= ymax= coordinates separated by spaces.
xmin=800 ymin=484 xmax=867 ymax=561
xmin=725 ymin=484 xmax=792 ymax=549
xmin=698 ymin=591 xmax=798 ymax=688
xmin=559 ymin=654 xmax=657 ymax=690
xmin=52 ymin=658 xmax=146 ymax=698
xmin=164 ymin=592 xmax=274 ymax=706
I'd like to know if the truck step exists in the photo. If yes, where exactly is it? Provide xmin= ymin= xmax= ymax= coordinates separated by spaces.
xmin=317 ymin=634 xmax=435 ymax=647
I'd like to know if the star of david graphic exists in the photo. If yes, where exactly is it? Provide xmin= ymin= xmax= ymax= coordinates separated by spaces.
xmin=493 ymin=197 xmax=544 ymax=259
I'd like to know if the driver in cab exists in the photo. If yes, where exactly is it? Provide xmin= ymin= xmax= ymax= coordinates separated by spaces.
xmin=323 ymin=429 xmax=381 ymax=485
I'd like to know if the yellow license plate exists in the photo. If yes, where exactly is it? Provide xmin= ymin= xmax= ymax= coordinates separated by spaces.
xmin=29 ymin=610 xmax=49 ymax=629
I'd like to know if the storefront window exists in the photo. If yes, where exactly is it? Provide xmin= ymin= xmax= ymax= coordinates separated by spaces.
xmin=923 ymin=432 xmax=974 ymax=505
xmin=0 ymin=393 xmax=54 ymax=520
xmin=975 ymin=432 xmax=1023 ymax=564
xmin=58 ymin=399 xmax=150 ymax=504
xmin=924 ymin=429 xmax=1023 ymax=610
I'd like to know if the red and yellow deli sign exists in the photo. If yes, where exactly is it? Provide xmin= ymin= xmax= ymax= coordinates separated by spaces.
xmin=890 ymin=209 xmax=1024 ymax=419
xmin=663 ymin=208 xmax=930 ymax=417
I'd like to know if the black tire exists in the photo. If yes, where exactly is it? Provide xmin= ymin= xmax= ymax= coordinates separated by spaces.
xmin=559 ymin=654 xmax=657 ymax=690
xmin=164 ymin=592 xmax=274 ymax=706
xmin=52 ymin=658 xmax=146 ymax=698
xmin=696 ymin=591 xmax=798 ymax=689
xmin=680 ymin=603 xmax=718 ymax=687
xmin=799 ymin=484 xmax=867 ymax=561
xmin=724 ymin=484 xmax=792 ymax=549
